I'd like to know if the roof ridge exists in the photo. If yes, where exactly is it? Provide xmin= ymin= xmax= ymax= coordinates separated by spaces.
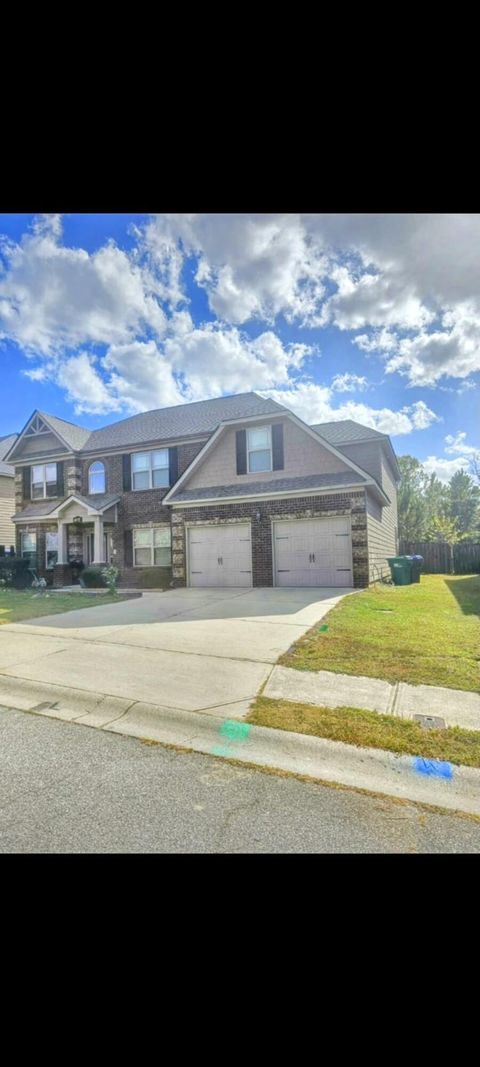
xmin=38 ymin=410 xmax=85 ymax=430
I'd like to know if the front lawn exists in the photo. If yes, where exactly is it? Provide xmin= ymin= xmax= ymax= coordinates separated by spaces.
xmin=280 ymin=574 xmax=480 ymax=692
xmin=0 ymin=589 xmax=129 ymax=625
xmin=250 ymin=696 xmax=480 ymax=769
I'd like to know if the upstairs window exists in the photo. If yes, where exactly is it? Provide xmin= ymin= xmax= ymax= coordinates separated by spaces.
xmin=247 ymin=426 xmax=272 ymax=473
xmin=131 ymin=450 xmax=169 ymax=490
xmin=32 ymin=463 xmax=57 ymax=499
xmin=89 ymin=461 xmax=106 ymax=494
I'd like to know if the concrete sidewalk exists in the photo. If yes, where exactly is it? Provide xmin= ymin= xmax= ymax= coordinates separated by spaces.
xmin=1 ymin=675 xmax=480 ymax=816
xmin=264 ymin=665 xmax=480 ymax=732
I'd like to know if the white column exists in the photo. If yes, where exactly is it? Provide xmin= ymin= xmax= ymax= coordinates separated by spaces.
xmin=92 ymin=516 xmax=105 ymax=564
xmin=57 ymin=522 xmax=67 ymax=564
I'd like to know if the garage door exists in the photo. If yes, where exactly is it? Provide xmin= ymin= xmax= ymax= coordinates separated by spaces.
xmin=188 ymin=524 xmax=252 ymax=587
xmin=273 ymin=517 xmax=353 ymax=587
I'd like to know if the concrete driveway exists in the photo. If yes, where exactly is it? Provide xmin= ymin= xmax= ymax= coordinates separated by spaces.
xmin=0 ymin=587 xmax=350 ymax=719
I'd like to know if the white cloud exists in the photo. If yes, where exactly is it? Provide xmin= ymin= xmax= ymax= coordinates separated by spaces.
xmin=262 ymin=383 xmax=438 ymax=436
xmin=445 ymin=431 xmax=480 ymax=456
xmin=55 ymin=353 xmax=123 ymax=415
xmin=422 ymin=455 xmax=471 ymax=482
xmin=331 ymin=372 xmax=368 ymax=393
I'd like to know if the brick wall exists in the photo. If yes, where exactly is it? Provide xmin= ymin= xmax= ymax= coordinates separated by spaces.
xmin=171 ymin=491 xmax=368 ymax=588
xmin=15 ymin=522 xmax=58 ymax=580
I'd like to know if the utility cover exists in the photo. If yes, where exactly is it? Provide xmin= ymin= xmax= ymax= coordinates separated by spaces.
xmin=413 ymin=714 xmax=446 ymax=730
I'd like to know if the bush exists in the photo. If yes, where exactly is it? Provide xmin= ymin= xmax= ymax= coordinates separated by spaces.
xmin=80 ymin=566 xmax=107 ymax=588
xmin=102 ymin=564 xmax=119 ymax=594
xmin=0 ymin=557 xmax=32 ymax=589
xmin=122 ymin=567 xmax=172 ymax=589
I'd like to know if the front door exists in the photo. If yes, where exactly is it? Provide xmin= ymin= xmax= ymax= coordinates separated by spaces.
xmin=84 ymin=530 xmax=110 ymax=565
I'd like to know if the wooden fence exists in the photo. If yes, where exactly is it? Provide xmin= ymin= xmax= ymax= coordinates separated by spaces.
xmin=399 ymin=540 xmax=480 ymax=574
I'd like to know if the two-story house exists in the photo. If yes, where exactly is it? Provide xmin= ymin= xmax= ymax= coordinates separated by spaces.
xmin=4 ymin=393 xmax=399 ymax=588
xmin=0 ymin=434 xmax=17 ymax=552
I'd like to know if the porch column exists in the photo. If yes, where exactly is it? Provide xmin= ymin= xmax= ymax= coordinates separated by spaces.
xmin=92 ymin=515 xmax=105 ymax=564
xmin=57 ymin=522 xmax=68 ymax=564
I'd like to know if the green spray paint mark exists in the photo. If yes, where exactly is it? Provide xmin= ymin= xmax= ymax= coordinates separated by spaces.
xmin=318 ymin=624 xmax=328 ymax=632
xmin=219 ymin=720 xmax=251 ymax=741
xmin=211 ymin=745 xmax=234 ymax=757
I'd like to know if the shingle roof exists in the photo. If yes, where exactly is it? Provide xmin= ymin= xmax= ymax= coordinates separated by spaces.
xmin=13 ymin=493 xmax=120 ymax=520
xmin=81 ymin=393 xmax=286 ymax=452
xmin=0 ymin=434 xmax=18 ymax=476
xmin=311 ymin=419 xmax=386 ymax=445
xmin=170 ymin=470 xmax=367 ymax=503
xmin=38 ymin=412 xmax=91 ymax=451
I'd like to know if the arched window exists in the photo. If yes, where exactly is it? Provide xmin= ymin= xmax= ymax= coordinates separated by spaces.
xmin=89 ymin=461 xmax=106 ymax=494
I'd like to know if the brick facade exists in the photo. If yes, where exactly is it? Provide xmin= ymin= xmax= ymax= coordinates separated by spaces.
xmin=171 ymin=491 xmax=369 ymax=589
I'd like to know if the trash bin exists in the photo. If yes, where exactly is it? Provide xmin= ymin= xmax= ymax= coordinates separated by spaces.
xmin=387 ymin=556 xmax=413 ymax=585
xmin=408 ymin=554 xmax=423 ymax=583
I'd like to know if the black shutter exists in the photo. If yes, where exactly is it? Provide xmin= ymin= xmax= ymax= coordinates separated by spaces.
xmin=272 ymin=423 xmax=284 ymax=471
xmin=236 ymin=429 xmax=247 ymax=475
xmin=22 ymin=466 xmax=31 ymax=499
xmin=168 ymin=446 xmax=178 ymax=487
xmin=124 ymin=529 xmax=133 ymax=567
xmin=56 ymin=461 xmax=64 ymax=497
xmin=122 ymin=454 xmax=132 ymax=491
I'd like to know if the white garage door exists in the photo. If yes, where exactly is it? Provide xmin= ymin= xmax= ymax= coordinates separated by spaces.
xmin=273 ymin=516 xmax=353 ymax=587
xmin=188 ymin=524 xmax=252 ymax=587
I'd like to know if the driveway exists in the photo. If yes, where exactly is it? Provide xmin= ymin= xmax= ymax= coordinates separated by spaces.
xmin=0 ymin=588 xmax=349 ymax=719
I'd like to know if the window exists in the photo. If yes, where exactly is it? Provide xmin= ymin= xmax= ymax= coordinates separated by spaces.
xmin=133 ymin=527 xmax=171 ymax=567
xmin=89 ymin=461 xmax=106 ymax=494
xmin=21 ymin=531 xmax=37 ymax=565
xmin=32 ymin=463 xmax=57 ymax=499
xmin=247 ymin=426 xmax=272 ymax=473
xmin=131 ymin=450 xmax=169 ymax=490
xmin=46 ymin=531 xmax=58 ymax=570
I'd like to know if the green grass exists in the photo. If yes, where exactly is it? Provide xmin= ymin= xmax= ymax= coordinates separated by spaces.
xmin=280 ymin=574 xmax=480 ymax=692
xmin=250 ymin=696 xmax=480 ymax=768
xmin=0 ymin=589 xmax=129 ymax=624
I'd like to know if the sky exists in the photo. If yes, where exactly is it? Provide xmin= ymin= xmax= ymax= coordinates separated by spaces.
xmin=0 ymin=213 xmax=479 ymax=481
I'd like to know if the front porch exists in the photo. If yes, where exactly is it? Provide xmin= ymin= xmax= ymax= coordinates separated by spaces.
xmin=14 ymin=493 xmax=120 ymax=587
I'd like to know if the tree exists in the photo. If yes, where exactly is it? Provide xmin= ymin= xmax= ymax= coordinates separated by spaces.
xmin=446 ymin=469 xmax=480 ymax=539
xmin=397 ymin=455 xmax=429 ymax=540
xmin=425 ymin=513 xmax=461 ymax=544
xmin=424 ymin=473 xmax=448 ymax=528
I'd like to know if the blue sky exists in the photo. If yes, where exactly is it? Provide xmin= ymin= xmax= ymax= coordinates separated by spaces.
xmin=1 ymin=213 xmax=479 ymax=479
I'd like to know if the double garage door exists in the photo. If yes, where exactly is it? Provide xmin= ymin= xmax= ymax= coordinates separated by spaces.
xmin=187 ymin=517 xmax=353 ymax=588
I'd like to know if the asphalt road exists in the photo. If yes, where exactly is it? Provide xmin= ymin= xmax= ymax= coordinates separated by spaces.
xmin=1 ymin=704 xmax=480 ymax=853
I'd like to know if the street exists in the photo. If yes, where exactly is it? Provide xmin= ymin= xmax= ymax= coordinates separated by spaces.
xmin=1 ymin=704 xmax=480 ymax=853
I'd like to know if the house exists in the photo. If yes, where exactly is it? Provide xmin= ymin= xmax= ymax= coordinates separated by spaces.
xmin=4 ymin=393 xmax=399 ymax=589
xmin=0 ymin=433 xmax=18 ymax=553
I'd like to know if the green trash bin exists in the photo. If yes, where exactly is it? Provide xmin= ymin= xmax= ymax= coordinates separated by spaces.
xmin=387 ymin=556 xmax=413 ymax=585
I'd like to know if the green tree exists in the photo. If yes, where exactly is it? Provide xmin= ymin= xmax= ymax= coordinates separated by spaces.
xmin=424 ymin=473 xmax=448 ymax=527
xmin=446 ymin=469 xmax=480 ymax=539
xmin=425 ymin=513 xmax=461 ymax=544
xmin=397 ymin=455 xmax=429 ymax=540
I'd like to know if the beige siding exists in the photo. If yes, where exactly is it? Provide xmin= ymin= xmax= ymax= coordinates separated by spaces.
xmin=10 ymin=431 xmax=68 ymax=459
xmin=339 ymin=440 xmax=383 ymax=482
xmin=187 ymin=418 xmax=353 ymax=490
xmin=366 ymin=456 xmax=398 ymax=580
xmin=0 ymin=475 xmax=15 ymax=546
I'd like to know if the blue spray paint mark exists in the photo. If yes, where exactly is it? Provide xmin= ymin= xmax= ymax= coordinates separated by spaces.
xmin=413 ymin=757 xmax=453 ymax=780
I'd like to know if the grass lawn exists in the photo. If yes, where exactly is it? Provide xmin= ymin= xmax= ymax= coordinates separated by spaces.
xmin=0 ymin=589 xmax=129 ymax=625
xmin=280 ymin=574 xmax=480 ymax=692
xmin=250 ymin=696 xmax=480 ymax=769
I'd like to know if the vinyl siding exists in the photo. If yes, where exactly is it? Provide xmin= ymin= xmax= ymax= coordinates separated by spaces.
xmin=0 ymin=475 xmax=15 ymax=546
xmin=187 ymin=418 xmax=353 ymax=490
xmin=366 ymin=455 xmax=398 ymax=580
xmin=11 ymin=431 xmax=69 ymax=459
xmin=338 ymin=440 xmax=383 ymax=482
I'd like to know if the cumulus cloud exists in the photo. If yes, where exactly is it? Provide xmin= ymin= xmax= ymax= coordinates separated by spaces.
xmin=331 ymin=373 xmax=368 ymax=393
xmin=262 ymin=384 xmax=438 ymax=436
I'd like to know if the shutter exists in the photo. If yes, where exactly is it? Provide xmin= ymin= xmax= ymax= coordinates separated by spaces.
xmin=23 ymin=466 xmax=31 ymax=499
xmin=124 ymin=529 xmax=133 ymax=567
xmin=272 ymin=423 xmax=284 ymax=471
xmin=122 ymin=454 xmax=132 ymax=491
xmin=168 ymin=446 xmax=178 ymax=486
xmin=236 ymin=429 xmax=247 ymax=475
xmin=56 ymin=461 xmax=64 ymax=497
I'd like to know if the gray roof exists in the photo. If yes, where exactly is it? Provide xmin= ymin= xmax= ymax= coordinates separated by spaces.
xmin=81 ymin=393 xmax=286 ymax=452
xmin=0 ymin=434 xmax=18 ymax=477
xmin=311 ymin=419 xmax=386 ymax=445
xmin=13 ymin=493 xmax=120 ymax=520
xmin=170 ymin=470 xmax=367 ymax=503
xmin=38 ymin=412 xmax=91 ymax=451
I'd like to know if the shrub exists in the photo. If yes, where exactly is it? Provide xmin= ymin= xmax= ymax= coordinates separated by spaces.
xmin=80 ymin=566 xmax=107 ymax=588
xmin=0 ymin=557 xmax=32 ymax=589
xmin=123 ymin=567 xmax=172 ymax=589
xmin=102 ymin=564 xmax=119 ymax=594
